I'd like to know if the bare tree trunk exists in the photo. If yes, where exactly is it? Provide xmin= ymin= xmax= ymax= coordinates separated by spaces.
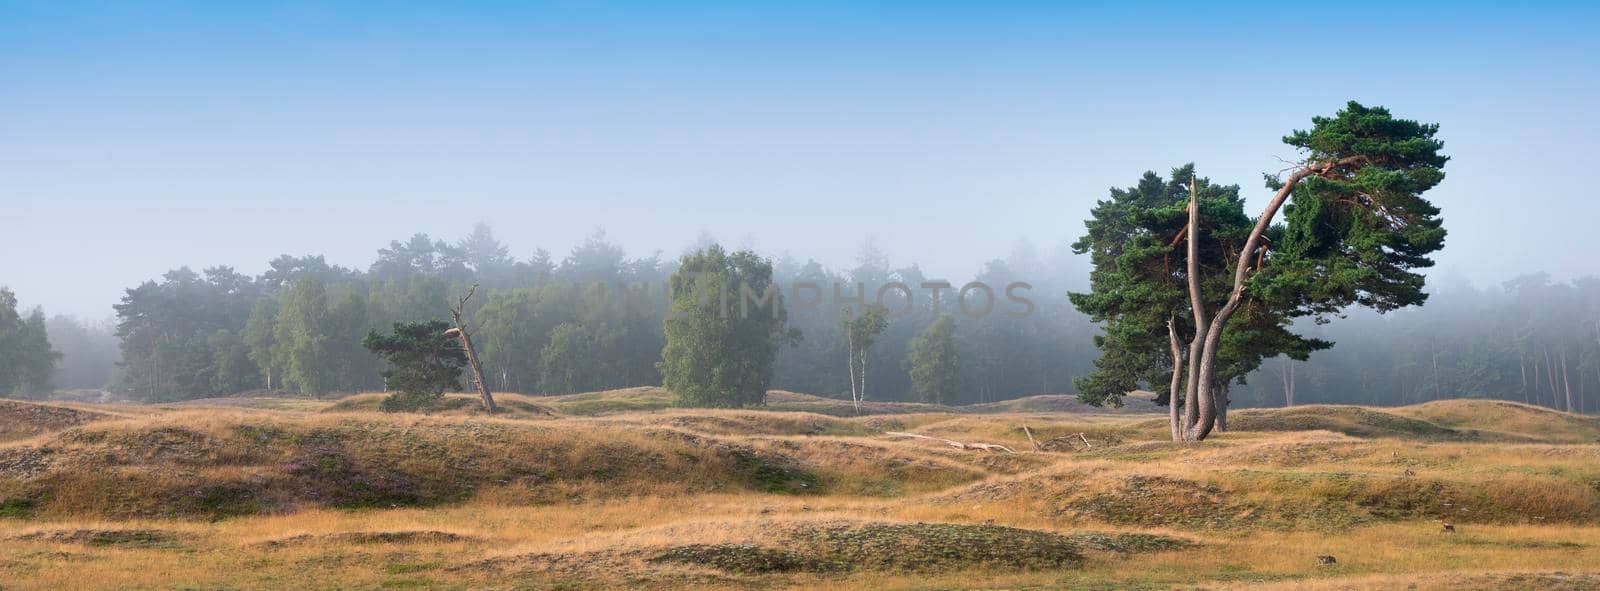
xmin=1167 ymin=317 xmax=1183 ymax=442
xmin=1519 ymin=352 xmax=1528 ymax=404
xmin=846 ymin=331 xmax=859 ymax=414
xmin=1182 ymin=176 xmax=1207 ymax=441
xmin=860 ymin=348 xmax=869 ymax=409
xmin=449 ymin=285 xmax=497 ymax=413
xmin=1561 ymin=346 xmax=1574 ymax=412
xmin=457 ymin=328 xmax=494 ymax=413
xmin=1580 ymin=366 xmax=1588 ymax=415
xmin=1289 ymin=360 xmax=1297 ymax=406
xmin=148 ymin=328 xmax=159 ymax=401
xmin=1532 ymin=352 xmax=1543 ymax=406
xmin=1545 ymin=346 xmax=1559 ymax=409
xmin=1280 ymin=357 xmax=1296 ymax=407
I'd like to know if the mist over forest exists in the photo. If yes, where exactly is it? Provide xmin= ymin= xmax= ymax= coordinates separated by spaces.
xmin=4 ymin=221 xmax=1595 ymax=415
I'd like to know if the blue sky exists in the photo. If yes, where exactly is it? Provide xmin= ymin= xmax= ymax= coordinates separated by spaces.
xmin=3 ymin=1 xmax=1598 ymax=317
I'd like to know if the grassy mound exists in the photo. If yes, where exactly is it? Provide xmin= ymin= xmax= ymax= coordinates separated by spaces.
xmin=648 ymin=543 xmax=840 ymax=574
xmin=1396 ymin=399 xmax=1600 ymax=443
xmin=966 ymin=392 xmax=1163 ymax=414
xmin=785 ymin=520 xmax=1087 ymax=572
xmin=543 ymin=386 xmax=675 ymax=415
xmin=1227 ymin=405 xmax=1470 ymax=440
xmin=0 ymin=400 xmax=118 ymax=443
xmin=165 ymin=396 xmax=336 ymax=412
xmin=258 ymin=530 xmax=478 ymax=547
xmin=612 ymin=410 xmax=874 ymax=437
xmin=1431 ymin=572 xmax=1600 ymax=591
xmin=12 ymin=528 xmax=186 ymax=548
xmin=938 ymin=456 xmax=1600 ymax=531
xmin=322 ymin=392 xmax=555 ymax=417
xmin=764 ymin=390 xmax=959 ymax=416
xmin=0 ymin=410 xmax=999 ymax=519
xmin=486 ymin=518 xmax=1189 ymax=580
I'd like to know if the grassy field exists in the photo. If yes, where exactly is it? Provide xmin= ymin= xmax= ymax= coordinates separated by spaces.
xmin=1 ymin=391 xmax=1598 ymax=590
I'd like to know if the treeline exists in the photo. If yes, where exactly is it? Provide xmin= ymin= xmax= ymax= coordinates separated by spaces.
xmin=101 ymin=224 xmax=1095 ymax=404
xmin=10 ymin=227 xmax=1600 ymax=413
xmin=0 ymin=288 xmax=59 ymax=398
xmin=1233 ymin=274 xmax=1600 ymax=413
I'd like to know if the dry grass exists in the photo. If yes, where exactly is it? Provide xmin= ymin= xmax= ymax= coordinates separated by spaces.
xmin=0 ymin=399 xmax=122 ymax=443
xmin=1 ymin=392 xmax=1598 ymax=589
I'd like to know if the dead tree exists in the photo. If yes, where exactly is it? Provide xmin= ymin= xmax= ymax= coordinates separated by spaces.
xmin=448 ymin=284 xmax=497 ymax=413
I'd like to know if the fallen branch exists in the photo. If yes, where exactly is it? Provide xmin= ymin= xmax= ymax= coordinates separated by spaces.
xmin=1022 ymin=425 xmax=1041 ymax=451
xmin=885 ymin=431 xmax=1017 ymax=454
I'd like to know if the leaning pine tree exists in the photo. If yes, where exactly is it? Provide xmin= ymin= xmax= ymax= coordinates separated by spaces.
xmin=1072 ymin=102 xmax=1448 ymax=441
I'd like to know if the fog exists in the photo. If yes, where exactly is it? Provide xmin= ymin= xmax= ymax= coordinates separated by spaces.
xmin=5 ymin=3 xmax=1599 ymax=319
xmin=3 ymin=4 xmax=1599 ymax=409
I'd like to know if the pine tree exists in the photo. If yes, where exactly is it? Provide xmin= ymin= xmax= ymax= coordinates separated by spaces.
xmin=363 ymin=320 xmax=466 ymax=412
xmin=1071 ymin=102 xmax=1448 ymax=441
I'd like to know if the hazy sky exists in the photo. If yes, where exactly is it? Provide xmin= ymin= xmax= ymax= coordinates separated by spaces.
xmin=3 ymin=2 xmax=1598 ymax=319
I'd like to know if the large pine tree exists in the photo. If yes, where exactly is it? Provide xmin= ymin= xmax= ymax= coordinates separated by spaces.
xmin=1072 ymin=102 xmax=1448 ymax=441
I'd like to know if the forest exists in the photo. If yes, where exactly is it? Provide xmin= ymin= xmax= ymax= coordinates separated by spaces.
xmin=4 ymin=226 xmax=1094 ymax=405
xmin=2 ymin=224 xmax=1597 ymax=415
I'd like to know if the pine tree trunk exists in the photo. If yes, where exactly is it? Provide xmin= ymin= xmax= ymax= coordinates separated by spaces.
xmin=1191 ymin=165 xmax=1322 ymax=441
xmin=1182 ymin=176 xmax=1207 ymax=441
xmin=1561 ymin=346 xmax=1573 ymax=412
xmin=1167 ymin=318 xmax=1183 ymax=442
xmin=1520 ymin=353 xmax=1528 ymax=404
xmin=1545 ymin=347 xmax=1559 ymax=409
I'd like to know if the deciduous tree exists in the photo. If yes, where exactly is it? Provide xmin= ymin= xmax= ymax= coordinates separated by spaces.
xmin=658 ymin=245 xmax=793 ymax=408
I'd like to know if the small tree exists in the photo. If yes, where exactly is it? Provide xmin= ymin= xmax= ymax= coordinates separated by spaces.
xmin=907 ymin=315 xmax=958 ymax=404
xmin=363 ymin=320 xmax=466 ymax=412
xmin=659 ymin=245 xmax=793 ymax=408
xmin=839 ymin=303 xmax=888 ymax=413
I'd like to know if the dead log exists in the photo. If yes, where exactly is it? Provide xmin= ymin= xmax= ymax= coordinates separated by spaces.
xmin=884 ymin=431 xmax=1017 ymax=454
